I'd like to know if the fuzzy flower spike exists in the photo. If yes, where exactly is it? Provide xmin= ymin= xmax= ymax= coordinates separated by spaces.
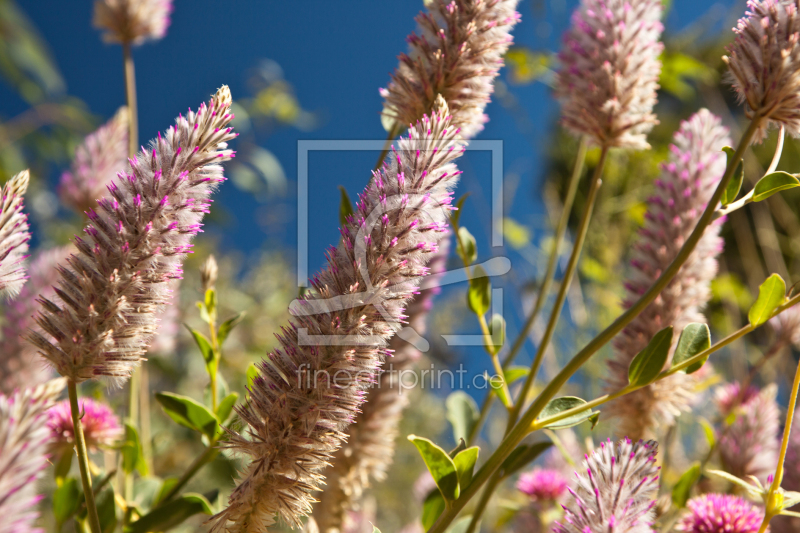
xmin=554 ymin=438 xmax=660 ymax=533
xmin=93 ymin=0 xmax=173 ymax=45
xmin=211 ymin=96 xmax=464 ymax=531
xmin=677 ymin=494 xmax=764 ymax=533
xmin=725 ymin=0 xmax=800 ymax=142
xmin=381 ymin=0 xmax=520 ymax=139
xmin=556 ymin=0 xmax=664 ymax=149
xmin=0 ymin=170 xmax=31 ymax=299
xmin=0 ymin=378 xmax=65 ymax=533
xmin=29 ymin=86 xmax=235 ymax=386
xmin=604 ymin=110 xmax=731 ymax=440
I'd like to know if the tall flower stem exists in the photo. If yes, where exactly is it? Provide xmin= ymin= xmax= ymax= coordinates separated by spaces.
xmin=69 ymin=381 xmax=102 ymax=533
xmin=426 ymin=116 xmax=763 ymax=533
xmin=122 ymin=43 xmax=138 ymax=157
xmin=507 ymin=145 xmax=607 ymax=430
xmin=466 ymin=137 xmax=588 ymax=445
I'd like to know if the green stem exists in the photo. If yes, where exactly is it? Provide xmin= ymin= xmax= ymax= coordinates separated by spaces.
xmin=69 ymin=381 xmax=103 ymax=533
xmin=122 ymin=43 xmax=138 ymax=158
xmin=426 ymin=117 xmax=763 ymax=533
xmin=507 ymin=145 xmax=608 ymax=430
xmin=158 ymin=444 xmax=220 ymax=505
xmin=464 ymin=474 xmax=501 ymax=533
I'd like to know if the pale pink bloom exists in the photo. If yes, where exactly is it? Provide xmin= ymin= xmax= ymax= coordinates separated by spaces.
xmin=0 ymin=379 xmax=65 ymax=533
xmin=517 ymin=468 xmax=568 ymax=502
xmin=29 ymin=87 xmax=235 ymax=386
xmin=770 ymin=302 xmax=800 ymax=348
xmin=48 ymin=397 xmax=122 ymax=451
xmin=59 ymin=107 xmax=129 ymax=215
xmin=93 ymin=0 xmax=173 ymax=45
xmin=605 ymin=110 xmax=731 ymax=440
xmin=556 ymin=0 xmax=664 ymax=149
xmin=677 ymin=494 xmax=764 ymax=533
xmin=0 ymin=170 xmax=31 ymax=299
xmin=714 ymin=381 xmax=759 ymax=417
xmin=724 ymin=0 xmax=800 ymax=142
xmin=211 ymin=97 xmax=463 ymax=531
xmin=381 ymin=0 xmax=520 ymax=139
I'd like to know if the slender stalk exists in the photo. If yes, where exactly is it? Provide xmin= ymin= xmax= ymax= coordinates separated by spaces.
xmin=426 ymin=117 xmax=763 ymax=533
xmin=122 ymin=43 xmax=138 ymax=157
xmin=766 ymin=125 xmax=785 ymax=175
xmin=207 ymin=305 xmax=220 ymax=411
xmin=158 ymin=444 xmax=220 ymax=504
xmin=69 ymin=381 xmax=103 ymax=533
xmin=140 ymin=366 xmax=154 ymax=473
xmin=464 ymin=474 xmax=501 ymax=533
xmin=507 ymin=145 xmax=608 ymax=429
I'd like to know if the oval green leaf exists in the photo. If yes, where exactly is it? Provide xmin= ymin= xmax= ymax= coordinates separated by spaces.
xmin=217 ymin=312 xmax=245 ymax=346
xmin=155 ymin=392 xmax=219 ymax=440
xmin=720 ymin=146 xmax=744 ymax=206
xmin=672 ymin=462 xmax=701 ymax=508
xmin=672 ymin=323 xmax=710 ymax=374
xmin=453 ymin=446 xmax=480 ymax=489
xmin=749 ymin=273 xmax=786 ymax=326
xmin=467 ymin=265 xmax=490 ymax=316
xmin=421 ymin=489 xmax=446 ymax=530
xmin=504 ymin=366 xmax=529 ymax=385
xmin=408 ymin=435 xmax=460 ymax=501
xmin=125 ymin=492 xmax=216 ymax=533
xmin=487 ymin=313 xmax=505 ymax=355
xmin=216 ymin=392 xmax=239 ymax=423
xmin=628 ymin=326 xmax=673 ymax=386
xmin=445 ymin=391 xmax=479 ymax=443
xmin=752 ymin=171 xmax=800 ymax=202
xmin=537 ymin=396 xmax=594 ymax=429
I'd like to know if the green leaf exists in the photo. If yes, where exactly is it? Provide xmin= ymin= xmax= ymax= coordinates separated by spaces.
xmin=125 ymin=492 xmax=216 ymax=533
xmin=447 ymin=516 xmax=475 ymax=533
xmin=451 ymin=194 xmax=471 ymax=229
xmin=204 ymin=289 xmax=217 ymax=316
xmin=54 ymin=450 xmax=73 ymax=481
xmin=121 ymin=423 xmax=147 ymax=476
xmin=408 ymin=435 xmax=460 ymax=501
xmin=155 ymin=392 xmax=219 ymax=440
xmin=96 ymin=487 xmax=118 ymax=533
xmin=487 ymin=313 xmax=505 ymax=355
xmin=589 ymin=412 xmax=600 ymax=430
xmin=446 ymin=392 xmax=479 ymax=443
xmin=467 ymin=266 xmax=490 ymax=316
xmin=458 ymin=226 xmax=477 ymax=265
xmin=421 ymin=490 xmax=446 ymax=531
xmin=720 ymin=146 xmax=744 ymax=206
xmin=154 ymin=477 xmax=179 ymax=506
xmin=672 ymin=463 xmax=701 ymax=508
xmin=628 ymin=326 xmax=673 ymax=386
xmin=538 ymin=397 xmax=594 ymax=429
xmin=707 ymin=470 xmax=761 ymax=496
xmin=504 ymin=366 xmax=529 ymax=385
xmin=53 ymin=477 xmax=80 ymax=526
xmin=672 ymin=323 xmax=711 ymax=374
xmin=216 ymin=392 xmax=239 ymax=423
xmin=185 ymin=324 xmax=215 ymax=366
xmin=453 ymin=447 xmax=480 ymax=489
xmin=338 ymin=185 xmax=354 ymax=227
xmin=217 ymin=312 xmax=245 ymax=346
xmin=490 ymin=372 xmax=512 ymax=408
xmin=500 ymin=442 xmax=553 ymax=478
xmin=246 ymin=363 xmax=259 ymax=389
xmin=699 ymin=418 xmax=716 ymax=449
xmin=753 ymin=171 xmax=800 ymax=202
xmin=749 ymin=274 xmax=787 ymax=326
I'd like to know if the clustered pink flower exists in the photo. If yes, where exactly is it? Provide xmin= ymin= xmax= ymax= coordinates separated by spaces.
xmin=48 ymin=397 xmax=122 ymax=451
xmin=554 ymin=438 xmax=660 ymax=533
xmin=59 ymin=107 xmax=129 ymax=215
xmin=29 ymin=87 xmax=235 ymax=386
xmin=677 ymin=494 xmax=764 ymax=533
xmin=93 ymin=0 xmax=173 ymax=45
xmin=724 ymin=0 xmax=800 ymax=142
xmin=381 ymin=0 xmax=520 ymax=139
xmin=605 ymin=110 xmax=731 ymax=440
xmin=211 ymin=97 xmax=464 ymax=531
xmin=0 ymin=170 xmax=31 ymax=299
xmin=556 ymin=0 xmax=664 ymax=149
xmin=517 ymin=467 xmax=568 ymax=502
xmin=0 ymin=379 xmax=65 ymax=533
xmin=713 ymin=381 xmax=759 ymax=417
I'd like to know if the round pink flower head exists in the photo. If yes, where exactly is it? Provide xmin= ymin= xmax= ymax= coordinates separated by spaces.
xmin=724 ymin=0 xmax=800 ymax=142
xmin=556 ymin=0 xmax=664 ymax=149
xmin=516 ymin=467 xmax=567 ymax=502
xmin=677 ymin=494 xmax=763 ymax=533
xmin=48 ymin=398 xmax=122 ymax=451
xmin=93 ymin=0 xmax=173 ymax=46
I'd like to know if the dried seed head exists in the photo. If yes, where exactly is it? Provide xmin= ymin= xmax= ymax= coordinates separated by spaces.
xmin=0 ymin=170 xmax=31 ymax=299
xmin=200 ymin=254 xmax=219 ymax=292
xmin=93 ymin=0 xmax=173 ymax=45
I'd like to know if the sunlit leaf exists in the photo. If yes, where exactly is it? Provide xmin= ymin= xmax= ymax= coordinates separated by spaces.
xmin=125 ymin=492 xmax=216 ymax=533
xmin=538 ymin=397 xmax=594 ymax=429
xmin=749 ymin=274 xmax=786 ymax=326
xmin=628 ymin=327 xmax=673 ymax=386
xmin=408 ymin=435 xmax=460 ymax=501
xmin=467 ymin=266 xmax=490 ymax=316
xmin=672 ymin=323 xmax=710 ymax=374
xmin=155 ymin=392 xmax=219 ymax=440
xmin=446 ymin=392 xmax=479 ymax=443
xmin=752 ymin=171 xmax=800 ymax=202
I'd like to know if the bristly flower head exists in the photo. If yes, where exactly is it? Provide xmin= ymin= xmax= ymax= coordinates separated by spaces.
xmin=381 ymin=0 xmax=520 ymax=140
xmin=554 ymin=438 xmax=660 ymax=533
xmin=59 ymin=107 xmax=129 ymax=214
xmin=605 ymin=109 xmax=732 ymax=440
xmin=714 ymin=381 xmax=759 ymax=417
xmin=0 ymin=378 xmax=65 ymax=533
xmin=556 ymin=0 xmax=664 ymax=149
xmin=93 ymin=0 xmax=173 ymax=45
xmin=677 ymin=494 xmax=764 ymax=533
xmin=719 ymin=384 xmax=780 ymax=483
xmin=0 ymin=170 xmax=31 ymax=299
xmin=211 ymin=96 xmax=463 ymax=531
xmin=724 ymin=0 xmax=800 ymax=142
xmin=48 ymin=397 xmax=122 ymax=452
xmin=517 ymin=467 xmax=568 ymax=502
xmin=29 ymin=86 xmax=236 ymax=386
xmin=0 ymin=246 xmax=71 ymax=394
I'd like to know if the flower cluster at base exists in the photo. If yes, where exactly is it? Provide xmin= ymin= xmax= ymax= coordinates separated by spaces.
xmin=724 ymin=0 xmax=800 ymax=142
xmin=556 ymin=0 xmax=663 ymax=149
xmin=605 ymin=109 xmax=731 ymax=440
xmin=677 ymin=494 xmax=764 ymax=533
xmin=93 ymin=0 xmax=173 ymax=45
xmin=554 ymin=438 xmax=659 ymax=533
xmin=0 ymin=170 xmax=31 ymax=299
xmin=28 ymin=86 xmax=236 ymax=386
xmin=0 ymin=378 xmax=65 ymax=533
xmin=381 ymin=0 xmax=520 ymax=139
xmin=210 ymin=96 xmax=464 ymax=532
